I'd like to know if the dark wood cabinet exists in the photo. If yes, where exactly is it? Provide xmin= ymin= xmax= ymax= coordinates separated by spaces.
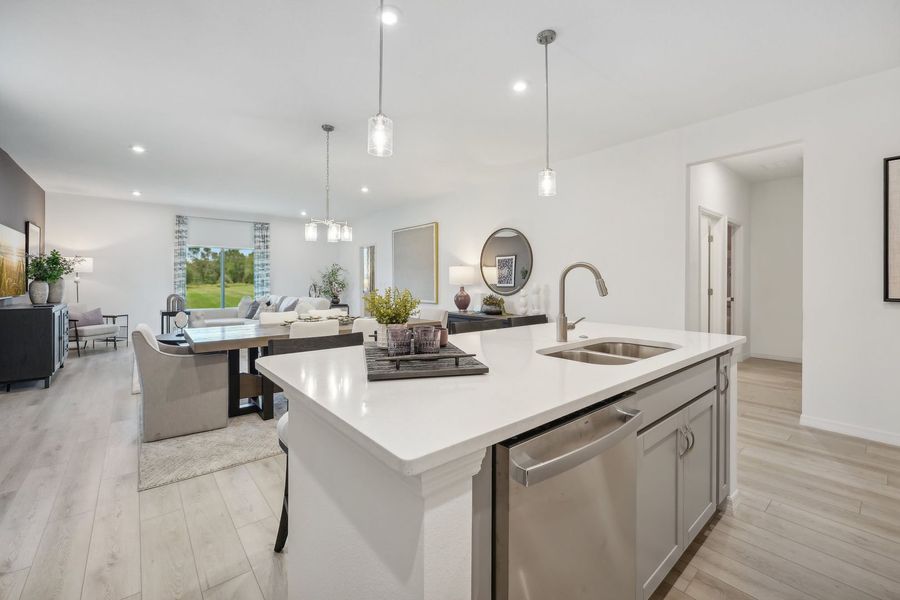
xmin=0 ymin=303 xmax=68 ymax=389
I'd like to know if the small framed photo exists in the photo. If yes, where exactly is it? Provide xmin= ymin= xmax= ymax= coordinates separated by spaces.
xmin=496 ymin=255 xmax=516 ymax=288
xmin=25 ymin=221 xmax=41 ymax=277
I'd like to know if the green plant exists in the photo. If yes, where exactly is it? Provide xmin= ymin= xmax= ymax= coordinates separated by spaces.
xmin=318 ymin=264 xmax=348 ymax=300
xmin=363 ymin=288 xmax=420 ymax=324
xmin=26 ymin=250 xmax=79 ymax=282
xmin=482 ymin=293 xmax=505 ymax=310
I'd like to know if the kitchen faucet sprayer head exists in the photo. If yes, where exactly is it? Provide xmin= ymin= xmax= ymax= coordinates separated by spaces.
xmin=596 ymin=277 xmax=608 ymax=297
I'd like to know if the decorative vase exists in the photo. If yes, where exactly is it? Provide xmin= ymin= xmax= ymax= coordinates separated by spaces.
xmin=29 ymin=280 xmax=49 ymax=304
xmin=376 ymin=323 xmax=388 ymax=348
xmin=453 ymin=286 xmax=471 ymax=311
xmin=47 ymin=279 xmax=65 ymax=304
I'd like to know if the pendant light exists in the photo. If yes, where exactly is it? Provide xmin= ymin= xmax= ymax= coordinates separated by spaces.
xmin=305 ymin=124 xmax=352 ymax=242
xmin=537 ymin=29 xmax=557 ymax=197
xmin=368 ymin=0 xmax=393 ymax=157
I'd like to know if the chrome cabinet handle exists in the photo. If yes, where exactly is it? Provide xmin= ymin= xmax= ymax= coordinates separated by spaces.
xmin=509 ymin=407 xmax=643 ymax=486
xmin=720 ymin=366 xmax=730 ymax=393
xmin=687 ymin=427 xmax=695 ymax=451
xmin=678 ymin=426 xmax=689 ymax=457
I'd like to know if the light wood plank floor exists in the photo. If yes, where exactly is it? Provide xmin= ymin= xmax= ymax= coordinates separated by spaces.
xmin=0 ymin=348 xmax=287 ymax=600
xmin=652 ymin=358 xmax=900 ymax=600
xmin=2 ymin=350 xmax=898 ymax=600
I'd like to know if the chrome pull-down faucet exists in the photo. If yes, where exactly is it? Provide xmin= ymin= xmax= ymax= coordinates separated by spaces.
xmin=557 ymin=262 xmax=608 ymax=342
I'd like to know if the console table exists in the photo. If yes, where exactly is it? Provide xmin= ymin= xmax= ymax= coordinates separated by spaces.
xmin=0 ymin=303 xmax=68 ymax=390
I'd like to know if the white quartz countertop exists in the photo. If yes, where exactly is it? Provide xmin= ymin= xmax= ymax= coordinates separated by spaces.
xmin=255 ymin=322 xmax=744 ymax=476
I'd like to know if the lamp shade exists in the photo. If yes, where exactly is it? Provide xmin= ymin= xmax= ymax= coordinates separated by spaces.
xmin=449 ymin=265 xmax=475 ymax=286
xmin=67 ymin=257 xmax=93 ymax=273
xmin=482 ymin=266 xmax=498 ymax=285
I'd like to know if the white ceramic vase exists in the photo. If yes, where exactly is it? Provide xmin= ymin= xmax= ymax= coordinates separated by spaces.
xmin=47 ymin=279 xmax=65 ymax=304
xmin=29 ymin=280 xmax=49 ymax=304
xmin=376 ymin=323 xmax=388 ymax=348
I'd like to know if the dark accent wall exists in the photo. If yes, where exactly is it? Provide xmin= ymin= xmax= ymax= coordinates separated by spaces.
xmin=0 ymin=148 xmax=45 ymax=304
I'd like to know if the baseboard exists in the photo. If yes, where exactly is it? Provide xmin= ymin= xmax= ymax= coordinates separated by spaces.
xmin=750 ymin=352 xmax=801 ymax=363
xmin=799 ymin=414 xmax=900 ymax=447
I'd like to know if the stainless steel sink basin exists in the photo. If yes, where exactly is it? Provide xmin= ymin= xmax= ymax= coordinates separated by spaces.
xmin=579 ymin=342 xmax=673 ymax=359
xmin=544 ymin=349 xmax=638 ymax=365
xmin=538 ymin=339 xmax=676 ymax=366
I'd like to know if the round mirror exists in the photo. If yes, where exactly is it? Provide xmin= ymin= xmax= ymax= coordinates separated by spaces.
xmin=480 ymin=228 xmax=533 ymax=296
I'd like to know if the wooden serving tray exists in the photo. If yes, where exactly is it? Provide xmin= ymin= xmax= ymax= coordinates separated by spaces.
xmin=364 ymin=342 xmax=489 ymax=381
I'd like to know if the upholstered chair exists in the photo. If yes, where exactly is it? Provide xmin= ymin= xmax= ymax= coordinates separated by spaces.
xmin=289 ymin=320 xmax=339 ymax=338
xmin=131 ymin=323 xmax=228 ymax=442
xmin=351 ymin=317 xmax=379 ymax=343
xmin=418 ymin=307 xmax=449 ymax=329
xmin=259 ymin=311 xmax=299 ymax=326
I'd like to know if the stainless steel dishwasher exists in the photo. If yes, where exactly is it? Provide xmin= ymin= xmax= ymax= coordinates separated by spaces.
xmin=493 ymin=396 xmax=643 ymax=600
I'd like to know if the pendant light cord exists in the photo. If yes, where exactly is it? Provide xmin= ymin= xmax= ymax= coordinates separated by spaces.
xmin=544 ymin=41 xmax=550 ymax=169
xmin=325 ymin=128 xmax=331 ymax=220
xmin=378 ymin=0 xmax=384 ymax=114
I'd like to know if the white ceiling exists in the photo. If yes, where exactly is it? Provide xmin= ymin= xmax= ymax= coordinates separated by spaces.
xmin=1 ymin=0 xmax=899 ymax=218
xmin=719 ymin=144 xmax=804 ymax=183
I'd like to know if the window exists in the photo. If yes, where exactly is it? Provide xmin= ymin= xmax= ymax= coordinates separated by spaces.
xmin=186 ymin=246 xmax=254 ymax=308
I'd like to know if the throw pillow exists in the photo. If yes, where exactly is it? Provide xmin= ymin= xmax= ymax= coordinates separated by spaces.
xmin=236 ymin=296 xmax=252 ymax=318
xmin=72 ymin=307 xmax=103 ymax=326
xmin=244 ymin=300 xmax=260 ymax=319
xmin=281 ymin=297 xmax=299 ymax=312
xmin=253 ymin=302 xmax=276 ymax=319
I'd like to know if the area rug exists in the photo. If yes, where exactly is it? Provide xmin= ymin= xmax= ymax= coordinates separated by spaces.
xmin=138 ymin=394 xmax=287 ymax=491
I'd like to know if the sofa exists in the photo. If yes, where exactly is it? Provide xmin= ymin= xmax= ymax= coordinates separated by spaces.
xmin=188 ymin=295 xmax=331 ymax=328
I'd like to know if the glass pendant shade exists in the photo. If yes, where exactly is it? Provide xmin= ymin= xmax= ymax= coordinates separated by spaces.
xmin=367 ymin=113 xmax=393 ymax=157
xmin=538 ymin=168 xmax=557 ymax=197
xmin=327 ymin=222 xmax=342 ymax=243
xmin=304 ymin=222 xmax=318 ymax=242
xmin=340 ymin=224 xmax=353 ymax=242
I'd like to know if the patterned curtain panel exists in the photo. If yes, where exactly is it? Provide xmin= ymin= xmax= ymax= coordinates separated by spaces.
xmin=253 ymin=222 xmax=271 ymax=298
xmin=174 ymin=215 xmax=188 ymax=298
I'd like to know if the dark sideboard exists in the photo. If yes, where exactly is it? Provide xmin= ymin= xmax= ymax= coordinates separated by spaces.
xmin=0 ymin=303 xmax=68 ymax=390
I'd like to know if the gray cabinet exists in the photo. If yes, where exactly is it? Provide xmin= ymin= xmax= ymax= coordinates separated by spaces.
xmin=716 ymin=353 xmax=732 ymax=505
xmin=0 ymin=303 xmax=68 ymax=389
xmin=637 ymin=389 xmax=717 ymax=600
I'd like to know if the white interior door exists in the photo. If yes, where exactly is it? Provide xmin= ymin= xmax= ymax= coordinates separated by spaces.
xmin=699 ymin=211 xmax=725 ymax=333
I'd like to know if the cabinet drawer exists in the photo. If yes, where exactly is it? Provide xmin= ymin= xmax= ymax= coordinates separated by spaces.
xmin=631 ymin=359 xmax=717 ymax=430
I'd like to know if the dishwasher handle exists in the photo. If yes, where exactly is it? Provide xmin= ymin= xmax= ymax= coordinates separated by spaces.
xmin=509 ymin=407 xmax=643 ymax=487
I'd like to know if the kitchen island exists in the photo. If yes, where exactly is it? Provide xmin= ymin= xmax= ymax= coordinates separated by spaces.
xmin=255 ymin=321 xmax=744 ymax=600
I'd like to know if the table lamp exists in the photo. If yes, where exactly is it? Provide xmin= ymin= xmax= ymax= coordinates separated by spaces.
xmin=449 ymin=265 xmax=475 ymax=311
xmin=482 ymin=266 xmax=498 ymax=286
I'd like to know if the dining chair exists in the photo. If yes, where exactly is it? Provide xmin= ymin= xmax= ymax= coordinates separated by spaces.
xmin=259 ymin=310 xmax=299 ymax=325
xmin=351 ymin=317 xmax=379 ymax=343
xmin=418 ymin=307 xmax=449 ymax=329
xmin=289 ymin=319 xmax=339 ymax=338
xmin=266 ymin=332 xmax=365 ymax=553
xmin=449 ymin=319 xmax=508 ymax=334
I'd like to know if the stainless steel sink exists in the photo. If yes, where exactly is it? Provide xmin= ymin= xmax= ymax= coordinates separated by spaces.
xmin=539 ymin=339 xmax=676 ymax=365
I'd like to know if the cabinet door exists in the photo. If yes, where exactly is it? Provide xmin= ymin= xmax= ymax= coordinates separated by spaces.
xmin=682 ymin=391 xmax=717 ymax=544
xmin=716 ymin=355 xmax=731 ymax=504
xmin=636 ymin=410 xmax=685 ymax=599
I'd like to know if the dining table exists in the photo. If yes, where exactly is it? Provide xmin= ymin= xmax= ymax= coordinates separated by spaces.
xmin=183 ymin=318 xmax=442 ymax=420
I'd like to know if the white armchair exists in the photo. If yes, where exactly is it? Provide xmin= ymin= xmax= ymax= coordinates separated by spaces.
xmin=418 ymin=307 xmax=449 ymax=329
xmin=132 ymin=324 xmax=228 ymax=442
xmin=289 ymin=320 xmax=339 ymax=338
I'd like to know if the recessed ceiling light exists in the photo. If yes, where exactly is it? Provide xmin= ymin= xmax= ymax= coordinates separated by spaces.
xmin=130 ymin=145 xmax=146 ymax=154
xmin=512 ymin=80 xmax=528 ymax=93
xmin=132 ymin=190 xmax=142 ymax=197
xmin=300 ymin=210 xmax=307 ymax=216
xmin=381 ymin=5 xmax=399 ymax=25
xmin=360 ymin=186 xmax=369 ymax=193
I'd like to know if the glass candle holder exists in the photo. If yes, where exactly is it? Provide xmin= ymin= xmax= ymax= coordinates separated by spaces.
xmin=416 ymin=327 xmax=440 ymax=354
xmin=386 ymin=324 xmax=411 ymax=356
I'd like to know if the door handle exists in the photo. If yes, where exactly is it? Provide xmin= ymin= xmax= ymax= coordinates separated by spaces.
xmin=508 ymin=407 xmax=643 ymax=487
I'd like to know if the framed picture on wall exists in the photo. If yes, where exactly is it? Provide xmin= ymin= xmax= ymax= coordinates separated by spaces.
xmin=885 ymin=156 xmax=900 ymax=301
xmin=25 ymin=221 xmax=41 ymax=281
xmin=392 ymin=222 xmax=438 ymax=304
xmin=495 ymin=255 xmax=516 ymax=288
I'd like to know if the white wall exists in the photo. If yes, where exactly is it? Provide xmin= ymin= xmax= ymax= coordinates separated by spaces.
xmin=750 ymin=177 xmax=803 ymax=362
xmin=45 ymin=193 xmax=342 ymax=330
xmin=343 ymin=67 xmax=900 ymax=445
xmin=688 ymin=161 xmax=752 ymax=356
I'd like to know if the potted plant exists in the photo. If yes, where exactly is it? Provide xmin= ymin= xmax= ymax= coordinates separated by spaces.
xmin=318 ymin=263 xmax=349 ymax=304
xmin=363 ymin=288 xmax=420 ymax=348
xmin=481 ymin=293 xmax=505 ymax=315
xmin=26 ymin=250 xmax=79 ymax=304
